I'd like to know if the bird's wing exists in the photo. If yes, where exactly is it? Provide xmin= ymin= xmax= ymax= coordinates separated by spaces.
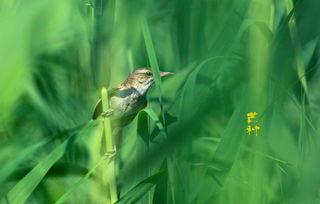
xmin=107 ymin=87 xmax=120 ymax=97
xmin=92 ymin=98 xmax=102 ymax=120
xmin=92 ymin=87 xmax=120 ymax=120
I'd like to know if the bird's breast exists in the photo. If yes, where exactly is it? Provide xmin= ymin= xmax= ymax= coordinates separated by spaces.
xmin=109 ymin=91 xmax=146 ymax=119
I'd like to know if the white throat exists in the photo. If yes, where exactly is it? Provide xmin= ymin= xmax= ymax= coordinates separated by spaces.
xmin=135 ymin=81 xmax=153 ymax=95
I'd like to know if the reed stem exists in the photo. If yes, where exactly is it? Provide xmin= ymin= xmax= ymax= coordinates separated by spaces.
xmin=101 ymin=87 xmax=118 ymax=204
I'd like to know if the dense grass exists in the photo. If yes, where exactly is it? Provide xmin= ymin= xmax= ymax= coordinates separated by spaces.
xmin=1 ymin=0 xmax=320 ymax=203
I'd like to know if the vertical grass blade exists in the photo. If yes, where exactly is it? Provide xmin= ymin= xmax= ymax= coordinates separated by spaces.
xmin=141 ymin=18 xmax=163 ymax=104
xmin=135 ymin=108 xmax=165 ymax=203
xmin=285 ymin=0 xmax=308 ymax=94
xmin=206 ymin=97 xmax=248 ymax=189
xmin=285 ymin=0 xmax=309 ymax=155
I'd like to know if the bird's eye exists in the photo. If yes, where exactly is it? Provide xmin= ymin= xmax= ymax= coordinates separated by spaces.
xmin=146 ymin=71 xmax=153 ymax=76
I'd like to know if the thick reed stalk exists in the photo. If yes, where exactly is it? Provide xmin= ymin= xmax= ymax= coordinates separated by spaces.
xmin=101 ymin=87 xmax=118 ymax=203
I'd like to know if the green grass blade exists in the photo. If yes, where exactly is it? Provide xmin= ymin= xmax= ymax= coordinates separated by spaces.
xmin=141 ymin=17 xmax=162 ymax=102
xmin=0 ymin=140 xmax=48 ymax=184
xmin=141 ymin=108 xmax=164 ymax=131
xmin=116 ymin=171 xmax=166 ymax=204
xmin=2 ymin=139 xmax=71 ymax=204
xmin=206 ymin=97 xmax=248 ymax=188
xmin=54 ymin=155 xmax=108 ymax=204
xmin=1 ymin=124 xmax=93 ymax=204
xmin=135 ymin=108 xmax=165 ymax=203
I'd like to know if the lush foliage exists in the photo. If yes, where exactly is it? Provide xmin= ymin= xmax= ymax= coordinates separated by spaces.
xmin=1 ymin=0 xmax=320 ymax=203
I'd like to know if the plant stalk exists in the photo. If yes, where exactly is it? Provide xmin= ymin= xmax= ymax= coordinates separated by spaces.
xmin=101 ymin=87 xmax=118 ymax=204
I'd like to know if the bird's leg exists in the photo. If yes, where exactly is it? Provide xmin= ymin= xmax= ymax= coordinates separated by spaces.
xmin=104 ymin=145 xmax=117 ymax=160
xmin=104 ymin=128 xmax=121 ymax=160
xmin=101 ymin=109 xmax=114 ymax=118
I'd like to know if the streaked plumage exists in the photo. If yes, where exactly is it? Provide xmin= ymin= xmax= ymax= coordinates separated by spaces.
xmin=92 ymin=68 xmax=172 ymax=127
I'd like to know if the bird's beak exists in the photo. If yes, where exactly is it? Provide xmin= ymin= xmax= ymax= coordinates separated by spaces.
xmin=160 ymin=71 xmax=174 ymax=77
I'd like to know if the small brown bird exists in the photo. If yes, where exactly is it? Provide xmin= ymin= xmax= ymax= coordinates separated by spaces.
xmin=92 ymin=67 xmax=173 ymax=127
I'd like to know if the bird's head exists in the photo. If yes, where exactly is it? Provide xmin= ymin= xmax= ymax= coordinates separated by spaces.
xmin=126 ymin=67 xmax=173 ymax=95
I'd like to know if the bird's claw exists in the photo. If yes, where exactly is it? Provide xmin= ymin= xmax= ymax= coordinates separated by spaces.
xmin=104 ymin=147 xmax=116 ymax=160
xmin=101 ymin=109 xmax=113 ymax=118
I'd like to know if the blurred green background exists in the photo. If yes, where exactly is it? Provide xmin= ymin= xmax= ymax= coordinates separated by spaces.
xmin=1 ymin=0 xmax=320 ymax=203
